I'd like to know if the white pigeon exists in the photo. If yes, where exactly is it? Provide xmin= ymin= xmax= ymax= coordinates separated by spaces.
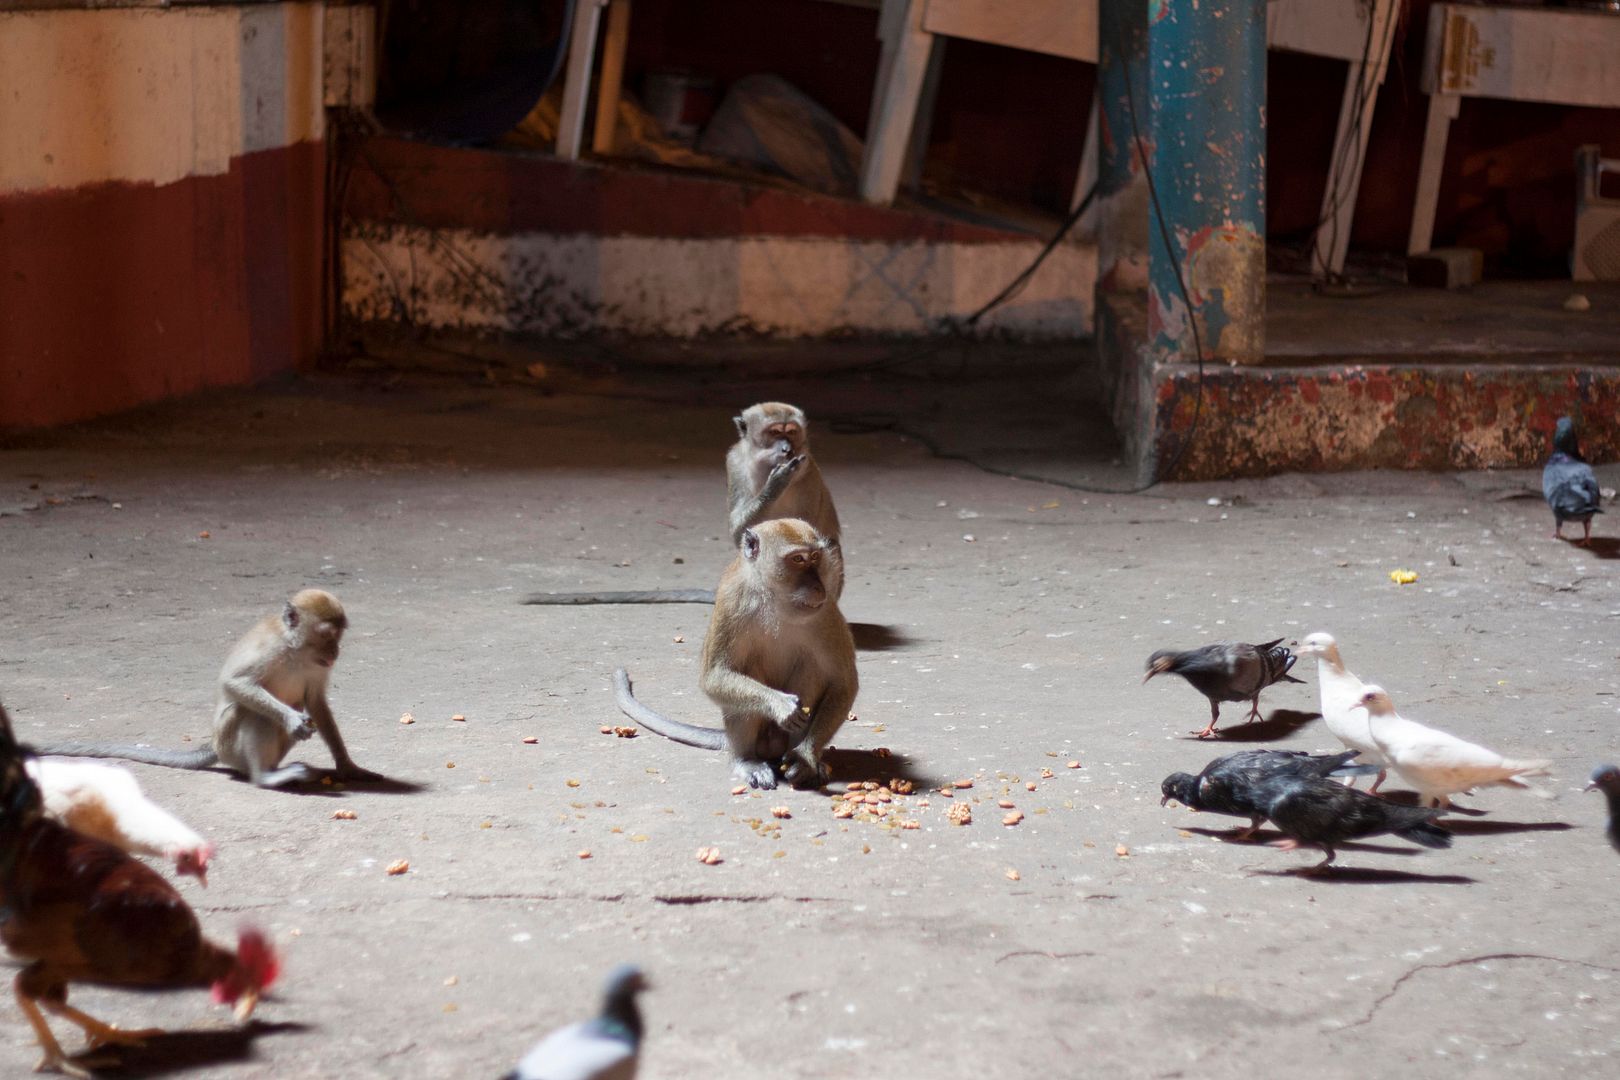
xmin=1352 ymin=685 xmax=1552 ymax=809
xmin=27 ymin=757 xmax=214 ymax=883
xmin=1292 ymin=632 xmax=1387 ymax=791
xmin=508 ymin=965 xmax=647 ymax=1080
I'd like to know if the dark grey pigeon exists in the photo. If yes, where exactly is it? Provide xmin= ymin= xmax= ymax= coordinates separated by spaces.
xmin=1251 ymin=773 xmax=1452 ymax=873
xmin=1160 ymin=749 xmax=1377 ymax=840
xmin=1586 ymin=764 xmax=1620 ymax=855
xmin=1144 ymin=638 xmax=1304 ymax=738
xmin=505 ymin=965 xmax=647 ymax=1080
xmin=1543 ymin=416 xmax=1603 ymax=545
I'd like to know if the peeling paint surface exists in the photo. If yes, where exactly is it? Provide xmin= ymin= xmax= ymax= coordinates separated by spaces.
xmin=342 ymin=225 xmax=1095 ymax=339
xmin=1153 ymin=363 xmax=1620 ymax=480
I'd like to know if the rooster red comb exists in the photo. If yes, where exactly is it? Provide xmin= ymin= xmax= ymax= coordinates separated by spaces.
xmin=212 ymin=928 xmax=281 ymax=1010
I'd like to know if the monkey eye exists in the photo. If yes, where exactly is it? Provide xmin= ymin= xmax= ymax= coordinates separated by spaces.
xmin=789 ymin=553 xmax=809 ymax=566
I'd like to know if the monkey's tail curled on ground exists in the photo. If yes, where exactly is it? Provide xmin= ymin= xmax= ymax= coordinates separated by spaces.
xmin=524 ymin=589 xmax=716 ymax=605
xmin=29 ymin=743 xmax=219 ymax=770
xmin=612 ymin=669 xmax=728 ymax=750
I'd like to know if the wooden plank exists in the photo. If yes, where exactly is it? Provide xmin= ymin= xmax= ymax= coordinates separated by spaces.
xmin=556 ymin=0 xmax=608 ymax=160
xmin=1407 ymin=91 xmax=1461 ymax=255
xmin=1426 ymin=3 xmax=1620 ymax=107
xmin=591 ymin=0 xmax=632 ymax=155
xmin=1267 ymin=0 xmax=1377 ymax=64
xmin=921 ymin=0 xmax=1095 ymax=63
xmin=860 ymin=0 xmax=935 ymax=203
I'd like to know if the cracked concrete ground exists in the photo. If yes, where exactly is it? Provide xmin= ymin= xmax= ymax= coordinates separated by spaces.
xmin=1 ymin=343 xmax=1617 ymax=1078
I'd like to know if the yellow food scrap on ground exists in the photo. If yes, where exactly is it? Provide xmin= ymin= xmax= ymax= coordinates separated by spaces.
xmin=1389 ymin=569 xmax=1419 ymax=585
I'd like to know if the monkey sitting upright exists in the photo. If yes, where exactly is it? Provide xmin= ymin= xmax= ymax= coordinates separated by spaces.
xmin=727 ymin=402 xmax=840 ymax=550
xmin=615 ymin=518 xmax=858 ymax=790
xmin=40 ymin=589 xmax=380 ymax=789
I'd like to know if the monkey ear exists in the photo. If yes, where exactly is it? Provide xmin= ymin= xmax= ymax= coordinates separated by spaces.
xmin=282 ymin=602 xmax=300 ymax=629
xmin=733 ymin=415 xmax=747 ymax=438
xmin=741 ymin=529 xmax=761 ymax=561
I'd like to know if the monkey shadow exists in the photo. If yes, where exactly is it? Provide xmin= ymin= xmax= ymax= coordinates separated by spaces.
xmin=1564 ymin=536 xmax=1620 ymax=560
xmin=822 ymin=748 xmax=941 ymax=791
xmin=74 ymin=1018 xmax=309 ymax=1076
xmin=272 ymin=771 xmax=428 ymax=796
xmin=849 ymin=623 xmax=916 ymax=652
xmin=1182 ymin=709 xmax=1319 ymax=743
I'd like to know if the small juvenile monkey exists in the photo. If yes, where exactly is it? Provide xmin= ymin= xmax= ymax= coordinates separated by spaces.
xmin=40 ymin=589 xmax=379 ymax=789
xmin=727 ymin=402 xmax=840 ymax=550
xmin=615 ymin=518 xmax=858 ymax=790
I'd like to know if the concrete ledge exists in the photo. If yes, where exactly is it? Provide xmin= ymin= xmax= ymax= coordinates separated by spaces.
xmin=1151 ymin=361 xmax=1620 ymax=480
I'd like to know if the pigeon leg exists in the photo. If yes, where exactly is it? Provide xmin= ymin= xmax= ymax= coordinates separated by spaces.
xmin=1303 ymin=847 xmax=1337 ymax=874
xmin=1367 ymin=768 xmax=1386 ymax=795
xmin=1553 ymin=522 xmax=1564 ymax=540
xmin=1191 ymin=701 xmax=1221 ymax=739
xmin=1270 ymin=837 xmax=1300 ymax=851
xmin=1580 ymin=520 xmax=1592 ymax=547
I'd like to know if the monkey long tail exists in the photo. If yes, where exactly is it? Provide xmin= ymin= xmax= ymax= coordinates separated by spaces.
xmin=31 ymin=743 xmax=219 ymax=770
xmin=526 ymin=589 xmax=716 ymax=605
xmin=612 ymin=669 xmax=727 ymax=751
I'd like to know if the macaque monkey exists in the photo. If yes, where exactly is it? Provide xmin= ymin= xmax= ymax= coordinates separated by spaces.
xmin=727 ymin=402 xmax=840 ymax=550
xmin=40 ymin=590 xmax=379 ymax=789
xmin=614 ymin=518 xmax=858 ymax=790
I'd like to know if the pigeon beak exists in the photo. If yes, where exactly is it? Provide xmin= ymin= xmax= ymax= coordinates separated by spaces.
xmin=1585 ymin=781 xmax=1599 ymax=793
xmin=1160 ymin=794 xmax=1171 ymax=806
xmin=1142 ymin=670 xmax=1157 ymax=684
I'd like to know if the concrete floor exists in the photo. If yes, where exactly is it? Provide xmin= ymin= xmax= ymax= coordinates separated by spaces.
xmin=1 ymin=349 xmax=1617 ymax=1078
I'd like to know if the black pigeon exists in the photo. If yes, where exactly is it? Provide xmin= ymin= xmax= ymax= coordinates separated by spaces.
xmin=1543 ymin=416 xmax=1603 ymax=545
xmin=1251 ymin=773 xmax=1452 ymax=873
xmin=1144 ymin=638 xmax=1304 ymax=738
xmin=1160 ymin=749 xmax=1376 ymax=840
xmin=1586 ymin=764 xmax=1620 ymax=855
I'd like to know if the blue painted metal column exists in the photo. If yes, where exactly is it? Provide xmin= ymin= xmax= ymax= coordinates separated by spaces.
xmin=1147 ymin=0 xmax=1266 ymax=362
xmin=1096 ymin=0 xmax=1265 ymax=365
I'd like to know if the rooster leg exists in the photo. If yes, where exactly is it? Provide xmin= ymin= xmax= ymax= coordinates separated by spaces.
xmin=12 ymin=982 xmax=89 ymax=1079
xmin=45 ymin=1000 xmax=162 ymax=1050
xmin=1190 ymin=701 xmax=1220 ymax=739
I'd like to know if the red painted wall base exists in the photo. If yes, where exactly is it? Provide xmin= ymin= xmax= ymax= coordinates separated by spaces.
xmin=0 ymin=142 xmax=324 ymax=430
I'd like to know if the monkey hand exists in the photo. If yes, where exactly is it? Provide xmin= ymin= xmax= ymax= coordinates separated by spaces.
xmin=283 ymin=710 xmax=316 ymax=742
xmin=770 ymin=690 xmax=808 ymax=731
xmin=781 ymin=750 xmax=830 ymax=790
xmin=763 ymin=455 xmax=805 ymax=498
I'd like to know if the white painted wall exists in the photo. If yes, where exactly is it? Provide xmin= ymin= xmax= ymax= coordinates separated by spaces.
xmin=0 ymin=3 xmax=326 ymax=196
xmin=342 ymin=227 xmax=1095 ymax=338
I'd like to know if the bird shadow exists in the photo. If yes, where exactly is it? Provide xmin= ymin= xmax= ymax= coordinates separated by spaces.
xmin=75 ymin=1019 xmax=309 ymax=1076
xmin=1180 ymin=825 xmax=1265 ymax=843
xmin=1563 ymin=536 xmax=1620 ymax=560
xmin=822 ymin=748 xmax=941 ymax=792
xmin=1372 ymin=790 xmax=1488 ymax=815
xmin=1439 ymin=818 xmax=1574 ymax=837
xmin=1252 ymin=865 xmax=1477 ymax=886
xmin=1181 ymin=709 xmax=1319 ymax=743
xmin=849 ymin=623 xmax=916 ymax=652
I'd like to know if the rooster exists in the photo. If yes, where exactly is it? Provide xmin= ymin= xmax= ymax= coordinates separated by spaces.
xmin=0 ymin=704 xmax=279 ymax=1077
xmin=28 ymin=758 xmax=213 ymax=884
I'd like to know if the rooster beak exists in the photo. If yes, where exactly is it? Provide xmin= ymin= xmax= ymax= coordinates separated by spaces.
xmin=234 ymin=991 xmax=259 ymax=1022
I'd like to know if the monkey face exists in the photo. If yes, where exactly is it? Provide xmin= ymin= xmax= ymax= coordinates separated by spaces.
xmin=781 ymin=547 xmax=828 ymax=611
xmin=300 ymin=619 xmax=344 ymax=668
